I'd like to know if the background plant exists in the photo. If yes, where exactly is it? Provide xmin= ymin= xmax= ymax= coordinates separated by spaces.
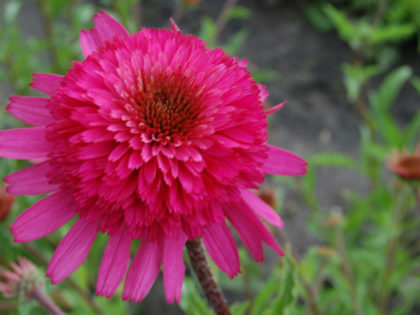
xmin=0 ymin=0 xmax=419 ymax=314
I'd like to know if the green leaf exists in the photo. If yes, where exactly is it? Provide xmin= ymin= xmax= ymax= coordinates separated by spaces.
xmin=96 ymin=294 xmax=126 ymax=314
xmin=72 ymin=264 xmax=89 ymax=290
xmin=198 ymin=17 xmax=217 ymax=46
xmin=368 ymin=66 xmax=412 ymax=145
xmin=71 ymin=4 xmax=96 ymax=31
xmin=370 ymin=66 xmax=412 ymax=112
xmin=360 ymin=126 xmax=382 ymax=180
xmin=4 ymin=0 xmax=22 ymax=25
xmin=268 ymin=272 xmax=294 ymax=315
xmin=265 ymin=257 xmax=296 ymax=315
xmin=301 ymin=166 xmax=320 ymax=211
xmin=252 ymin=70 xmax=278 ymax=83
xmin=17 ymin=299 xmax=37 ymax=315
xmin=376 ymin=47 xmax=399 ymax=72
xmin=308 ymin=153 xmax=358 ymax=170
xmin=179 ymin=278 xmax=214 ymax=315
xmin=369 ymin=24 xmax=416 ymax=45
xmin=251 ymin=277 xmax=279 ymax=315
xmin=402 ymin=111 xmax=420 ymax=146
xmin=342 ymin=63 xmax=381 ymax=102
xmin=377 ymin=112 xmax=402 ymax=146
xmin=226 ymin=6 xmax=252 ymax=20
xmin=223 ymin=29 xmax=249 ymax=55
xmin=323 ymin=4 xmax=355 ymax=43
xmin=411 ymin=76 xmax=420 ymax=93
xmin=231 ymin=301 xmax=250 ymax=315
xmin=304 ymin=4 xmax=333 ymax=32
xmin=364 ymin=140 xmax=389 ymax=162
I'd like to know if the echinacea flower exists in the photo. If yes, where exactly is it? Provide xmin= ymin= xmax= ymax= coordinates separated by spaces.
xmin=0 ymin=12 xmax=307 ymax=303
xmin=387 ymin=145 xmax=420 ymax=180
xmin=0 ymin=257 xmax=42 ymax=298
xmin=0 ymin=258 xmax=64 ymax=315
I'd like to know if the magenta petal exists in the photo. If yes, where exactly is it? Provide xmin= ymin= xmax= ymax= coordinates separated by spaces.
xmin=4 ymin=161 xmax=59 ymax=195
xmin=202 ymin=223 xmax=240 ymax=278
xmin=225 ymin=206 xmax=263 ymax=261
xmin=94 ymin=11 xmax=128 ymax=39
xmin=225 ymin=200 xmax=284 ymax=262
xmin=10 ymin=190 xmax=77 ymax=242
xmin=97 ymin=224 xmax=131 ymax=298
xmin=30 ymin=73 xmax=63 ymax=96
xmin=80 ymin=11 xmax=128 ymax=57
xmin=163 ymin=235 xmax=186 ymax=304
xmin=47 ymin=218 xmax=98 ymax=284
xmin=257 ymin=84 xmax=269 ymax=103
xmin=240 ymin=189 xmax=284 ymax=227
xmin=123 ymin=239 xmax=163 ymax=303
xmin=7 ymin=96 xmax=53 ymax=126
xmin=265 ymin=101 xmax=286 ymax=115
xmin=0 ymin=128 xmax=51 ymax=159
xmin=170 ymin=18 xmax=180 ymax=32
xmin=263 ymin=144 xmax=308 ymax=176
xmin=80 ymin=29 xmax=102 ymax=57
xmin=238 ymin=59 xmax=248 ymax=68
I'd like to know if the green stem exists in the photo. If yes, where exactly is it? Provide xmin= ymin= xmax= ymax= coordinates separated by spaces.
xmin=22 ymin=243 xmax=105 ymax=315
xmin=213 ymin=0 xmax=238 ymax=43
xmin=335 ymin=228 xmax=361 ymax=315
xmin=36 ymin=0 xmax=61 ymax=72
xmin=29 ymin=287 xmax=64 ymax=315
xmin=274 ymin=229 xmax=321 ymax=315
xmin=413 ymin=187 xmax=420 ymax=210
xmin=378 ymin=183 xmax=409 ymax=313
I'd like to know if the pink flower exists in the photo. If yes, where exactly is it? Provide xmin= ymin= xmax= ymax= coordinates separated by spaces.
xmin=387 ymin=145 xmax=420 ymax=180
xmin=0 ymin=257 xmax=42 ymax=298
xmin=0 ymin=12 xmax=307 ymax=303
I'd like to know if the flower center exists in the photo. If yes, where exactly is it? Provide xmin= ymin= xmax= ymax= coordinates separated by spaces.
xmin=132 ymin=73 xmax=203 ymax=144
xmin=399 ymin=156 xmax=420 ymax=170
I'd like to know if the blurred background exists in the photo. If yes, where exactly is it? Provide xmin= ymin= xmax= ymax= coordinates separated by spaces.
xmin=0 ymin=0 xmax=419 ymax=314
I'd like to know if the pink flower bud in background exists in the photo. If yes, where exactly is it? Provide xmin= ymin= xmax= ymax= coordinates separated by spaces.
xmin=0 ymin=257 xmax=43 ymax=298
xmin=387 ymin=145 xmax=420 ymax=180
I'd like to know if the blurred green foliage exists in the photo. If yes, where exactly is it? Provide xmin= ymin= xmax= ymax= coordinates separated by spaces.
xmin=0 ymin=0 xmax=419 ymax=315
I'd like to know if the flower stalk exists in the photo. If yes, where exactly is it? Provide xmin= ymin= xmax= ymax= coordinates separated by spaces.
xmin=378 ymin=183 xmax=410 ymax=313
xmin=186 ymin=238 xmax=231 ymax=315
xmin=334 ymin=227 xmax=361 ymax=315
xmin=22 ymin=243 xmax=105 ymax=315
xmin=274 ymin=229 xmax=321 ymax=315
xmin=0 ymin=257 xmax=63 ymax=315
xmin=28 ymin=287 xmax=64 ymax=315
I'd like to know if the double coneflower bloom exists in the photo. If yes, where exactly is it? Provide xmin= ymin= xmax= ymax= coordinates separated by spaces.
xmin=0 ymin=12 xmax=307 ymax=303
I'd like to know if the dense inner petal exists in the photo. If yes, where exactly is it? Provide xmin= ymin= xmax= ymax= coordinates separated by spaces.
xmin=45 ymin=29 xmax=268 ymax=240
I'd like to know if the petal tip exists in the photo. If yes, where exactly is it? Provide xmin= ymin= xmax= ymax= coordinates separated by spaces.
xmin=10 ymin=233 xmax=23 ymax=244
xmin=263 ymin=145 xmax=308 ymax=177
xmin=45 ymin=269 xmax=59 ymax=285
xmin=96 ymin=286 xmax=112 ymax=299
xmin=49 ymin=276 xmax=60 ymax=285
xmin=9 ymin=226 xmax=26 ymax=243
xmin=265 ymin=101 xmax=287 ymax=115
xmin=170 ymin=18 xmax=181 ymax=32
